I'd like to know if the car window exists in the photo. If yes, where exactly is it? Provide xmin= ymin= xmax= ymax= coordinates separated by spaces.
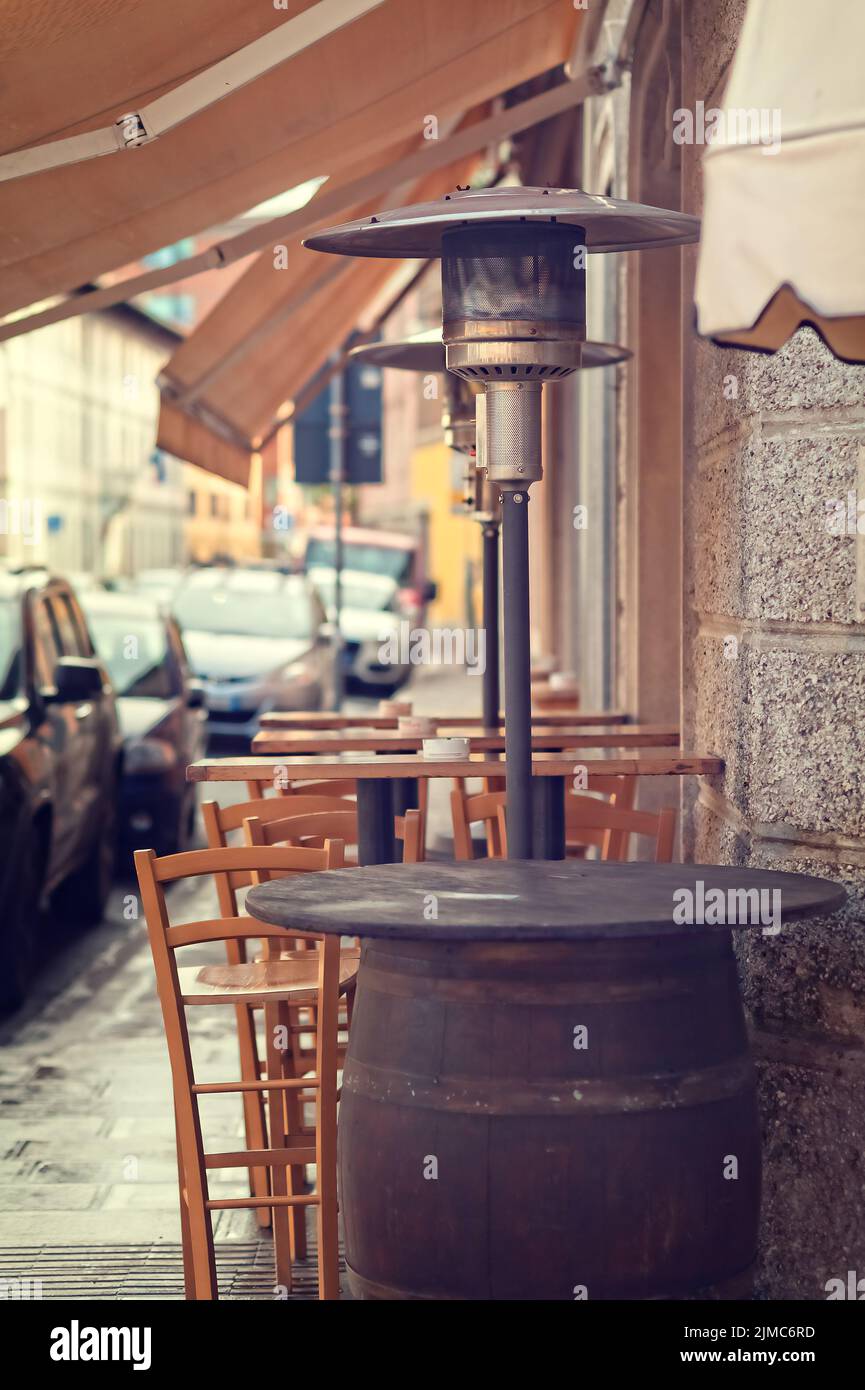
xmin=166 ymin=619 xmax=192 ymax=679
xmin=47 ymin=592 xmax=82 ymax=657
xmin=61 ymin=592 xmax=95 ymax=657
xmin=31 ymin=598 xmax=61 ymax=687
xmin=305 ymin=538 xmax=413 ymax=584
xmin=173 ymin=576 xmax=315 ymax=639
xmin=0 ymin=601 xmax=22 ymax=699
xmin=85 ymin=609 xmax=178 ymax=698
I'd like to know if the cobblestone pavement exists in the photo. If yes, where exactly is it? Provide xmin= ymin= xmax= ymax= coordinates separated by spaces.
xmin=0 ymin=667 xmax=479 ymax=1298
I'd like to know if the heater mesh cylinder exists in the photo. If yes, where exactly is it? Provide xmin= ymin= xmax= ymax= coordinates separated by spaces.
xmin=484 ymin=382 xmax=542 ymax=484
xmin=442 ymin=222 xmax=585 ymax=331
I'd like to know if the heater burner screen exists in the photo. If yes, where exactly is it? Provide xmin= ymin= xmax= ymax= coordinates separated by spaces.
xmin=442 ymin=222 xmax=584 ymax=327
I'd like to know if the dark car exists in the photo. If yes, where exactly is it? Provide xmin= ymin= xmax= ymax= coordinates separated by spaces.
xmin=0 ymin=569 xmax=121 ymax=1011
xmin=81 ymin=590 xmax=207 ymax=859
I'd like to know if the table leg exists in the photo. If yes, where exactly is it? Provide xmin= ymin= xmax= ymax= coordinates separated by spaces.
xmin=532 ymin=776 xmax=565 ymax=859
xmin=356 ymin=781 xmax=399 ymax=865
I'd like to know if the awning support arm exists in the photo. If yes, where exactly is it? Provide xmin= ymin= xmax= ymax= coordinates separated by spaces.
xmin=0 ymin=0 xmax=385 ymax=184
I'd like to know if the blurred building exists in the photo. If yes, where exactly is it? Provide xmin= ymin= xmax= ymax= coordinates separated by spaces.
xmin=183 ymin=454 xmax=262 ymax=563
xmin=0 ymin=303 xmax=186 ymax=575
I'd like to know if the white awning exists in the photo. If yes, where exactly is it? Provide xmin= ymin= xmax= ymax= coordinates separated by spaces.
xmin=694 ymin=0 xmax=865 ymax=361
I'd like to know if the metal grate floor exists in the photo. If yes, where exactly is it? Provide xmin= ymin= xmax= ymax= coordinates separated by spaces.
xmin=0 ymin=1242 xmax=350 ymax=1301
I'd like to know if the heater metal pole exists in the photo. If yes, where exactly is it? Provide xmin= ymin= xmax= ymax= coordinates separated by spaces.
xmin=329 ymin=364 xmax=347 ymax=712
xmin=481 ymin=520 xmax=500 ymax=728
xmin=500 ymin=488 xmax=533 ymax=859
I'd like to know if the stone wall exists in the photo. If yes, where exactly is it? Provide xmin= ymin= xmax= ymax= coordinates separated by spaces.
xmin=681 ymin=0 xmax=865 ymax=1297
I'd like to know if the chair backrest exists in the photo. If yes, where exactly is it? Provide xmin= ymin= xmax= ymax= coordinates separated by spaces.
xmin=245 ymin=777 xmax=357 ymax=800
xmin=244 ymin=809 xmax=359 ymax=853
xmin=450 ymin=785 xmax=507 ymax=860
xmin=484 ymin=780 xmax=670 ymax=862
xmin=135 ymin=842 xmax=344 ymax=962
xmin=244 ymin=812 xmax=360 ymax=956
xmin=563 ymin=795 xmax=677 ymax=863
xmin=395 ymin=808 xmax=424 ymax=863
xmin=202 ymin=795 xmax=356 ymax=913
xmin=565 ymin=776 xmax=637 ymax=858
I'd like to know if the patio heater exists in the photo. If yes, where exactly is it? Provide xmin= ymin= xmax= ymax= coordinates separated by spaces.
xmin=350 ymin=330 xmax=631 ymax=728
xmin=306 ymin=188 xmax=699 ymax=858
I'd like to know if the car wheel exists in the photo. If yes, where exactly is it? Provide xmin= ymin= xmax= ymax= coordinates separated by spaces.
xmin=54 ymin=788 xmax=117 ymax=927
xmin=0 ymin=835 xmax=42 ymax=1014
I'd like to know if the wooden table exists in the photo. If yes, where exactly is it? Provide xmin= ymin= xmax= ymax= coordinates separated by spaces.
xmin=246 ymin=860 xmax=844 ymax=1301
xmin=258 ymin=710 xmax=632 ymax=730
xmin=531 ymin=685 xmax=582 ymax=708
xmin=250 ymin=723 xmax=680 ymax=755
xmin=189 ymin=750 xmax=723 ymax=862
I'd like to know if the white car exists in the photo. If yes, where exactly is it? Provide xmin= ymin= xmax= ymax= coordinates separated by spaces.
xmin=173 ymin=567 xmax=334 ymax=739
xmin=307 ymin=566 xmax=413 ymax=692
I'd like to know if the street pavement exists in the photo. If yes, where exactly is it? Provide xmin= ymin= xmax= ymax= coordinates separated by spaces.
xmin=0 ymin=665 xmax=479 ymax=1299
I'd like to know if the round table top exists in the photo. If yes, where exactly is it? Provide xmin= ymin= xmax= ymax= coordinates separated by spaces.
xmin=245 ymin=860 xmax=845 ymax=942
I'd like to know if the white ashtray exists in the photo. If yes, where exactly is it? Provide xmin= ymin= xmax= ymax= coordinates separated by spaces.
xmin=399 ymin=716 xmax=435 ymax=735
xmin=379 ymin=699 xmax=413 ymax=716
xmin=550 ymin=671 xmax=579 ymax=692
xmin=422 ymin=736 xmax=470 ymax=761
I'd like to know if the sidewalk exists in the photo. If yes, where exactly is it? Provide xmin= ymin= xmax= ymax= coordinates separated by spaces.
xmin=0 ymin=665 xmax=477 ymax=1299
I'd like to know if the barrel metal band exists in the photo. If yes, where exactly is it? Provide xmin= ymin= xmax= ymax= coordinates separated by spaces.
xmin=342 ymin=1054 xmax=756 ymax=1116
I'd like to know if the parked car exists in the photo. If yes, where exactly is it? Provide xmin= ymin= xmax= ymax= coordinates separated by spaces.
xmin=306 ymin=565 xmax=411 ymax=692
xmin=304 ymin=526 xmax=437 ymax=693
xmin=0 ymin=569 xmax=121 ymax=1011
xmin=81 ymin=590 xmax=207 ymax=858
xmin=171 ymin=566 xmax=335 ymax=740
xmin=126 ymin=567 xmax=187 ymax=606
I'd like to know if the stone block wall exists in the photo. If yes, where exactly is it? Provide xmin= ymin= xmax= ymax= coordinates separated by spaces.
xmin=681 ymin=0 xmax=865 ymax=1297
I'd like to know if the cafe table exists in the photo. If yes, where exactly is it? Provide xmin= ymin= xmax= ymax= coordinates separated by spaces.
xmin=245 ymin=858 xmax=845 ymax=1301
xmin=188 ymin=749 xmax=723 ymax=862
xmin=257 ymin=709 xmax=633 ymax=730
xmin=531 ymin=684 xmax=583 ymax=709
xmin=250 ymin=723 xmax=680 ymax=755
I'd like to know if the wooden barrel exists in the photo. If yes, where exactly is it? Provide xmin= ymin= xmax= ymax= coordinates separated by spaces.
xmin=338 ymin=931 xmax=761 ymax=1300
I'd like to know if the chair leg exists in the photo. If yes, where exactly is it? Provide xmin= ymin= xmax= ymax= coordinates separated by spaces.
xmin=316 ymin=940 xmax=341 ymax=1300
xmin=279 ymin=1000 xmax=309 ymax=1261
xmin=173 ymin=1099 xmax=218 ymax=1300
xmin=264 ymin=1003 xmax=295 ymax=1291
xmin=174 ymin=1103 xmax=196 ymax=1300
xmin=235 ymin=1003 xmax=271 ymax=1229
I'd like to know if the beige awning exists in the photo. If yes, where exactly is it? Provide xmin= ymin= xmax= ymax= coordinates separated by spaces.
xmin=695 ymin=0 xmax=865 ymax=360
xmin=157 ymin=150 xmax=478 ymax=484
xmin=0 ymin=0 xmax=578 ymax=323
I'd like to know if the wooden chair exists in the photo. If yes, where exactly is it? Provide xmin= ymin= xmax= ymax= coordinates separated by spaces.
xmin=245 ymin=777 xmax=357 ymax=800
xmin=395 ymin=807 xmax=424 ymax=863
xmin=135 ymin=842 xmax=354 ymax=1300
xmin=455 ymin=780 xmax=675 ymax=863
xmin=450 ymin=785 xmax=507 ymax=860
xmin=245 ymin=809 xmax=359 ymax=857
xmin=560 ymin=796 xmax=677 ymax=862
xmin=565 ymin=775 xmax=637 ymax=860
xmin=201 ymin=794 xmax=357 ymax=1236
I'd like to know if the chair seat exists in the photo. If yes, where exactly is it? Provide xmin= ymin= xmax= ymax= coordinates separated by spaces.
xmin=179 ymin=948 xmax=360 ymax=1006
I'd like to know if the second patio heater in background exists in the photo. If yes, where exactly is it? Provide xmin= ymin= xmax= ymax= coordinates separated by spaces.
xmin=350 ymin=330 xmax=631 ymax=728
xmin=306 ymin=188 xmax=699 ymax=858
